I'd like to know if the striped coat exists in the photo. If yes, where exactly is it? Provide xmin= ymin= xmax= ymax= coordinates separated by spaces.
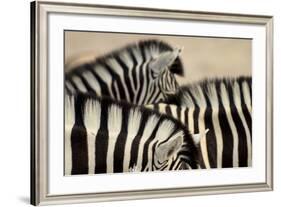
xmin=147 ymin=77 xmax=252 ymax=169
xmin=65 ymin=94 xmax=199 ymax=175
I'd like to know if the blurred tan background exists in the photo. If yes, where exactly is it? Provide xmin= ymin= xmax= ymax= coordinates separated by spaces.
xmin=65 ymin=31 xmax=251 ymax=85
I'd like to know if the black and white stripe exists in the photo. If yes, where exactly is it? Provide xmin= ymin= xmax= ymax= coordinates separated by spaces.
xmin=147 ymin=76 xmax=252 ymax=169
xmin=65 ymin=40 xmax=184 ymax=105
xmin=65 ymin=94 xmax=199 ymax=175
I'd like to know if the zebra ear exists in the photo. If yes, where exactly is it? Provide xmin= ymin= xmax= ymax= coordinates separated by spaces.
xmin=149 ymin=48 xmax=182 ymax=74
xmin=191 ymin=129 xmax=209 ymax=145
xmin=155 ymin=136 xmax=183 ymax=163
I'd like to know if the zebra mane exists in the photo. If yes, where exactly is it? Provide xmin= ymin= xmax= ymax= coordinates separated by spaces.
xmin=68 ymin=39 xmax=184 ymax=76
xmin=175 ymin=76 xmax=252 ymax=111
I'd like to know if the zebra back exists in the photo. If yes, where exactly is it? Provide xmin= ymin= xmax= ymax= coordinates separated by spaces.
xmin=146 ymin=76 xmax=252 ymax=169
xmin=65 ymin=93 xmax=199 ymax=175
xmin=65 ymin=40 xmax=184 ymax=105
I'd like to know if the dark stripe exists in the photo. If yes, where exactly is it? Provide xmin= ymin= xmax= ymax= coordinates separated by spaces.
xmin=154 ymin=103 xmax=159 ymax=112
xmin=71 ymin=95 xmax=88 ymax=175
xmin=127 ymin=48 xmax=138 ymax=91
xmin=186 ymin=91 xmax=199 ymax=133
xmin=144 ymin=70 xmax=155 ymax=104
xmin=102 ymin=62 xmax=127 ymax=100
xmin=169 ymin=156 xmax=181 ymax=170
xmin=165 ymin=105 xmax=172 ymax=117
xmin=94 ymin=100 xmax=109 ymax=174
xmin=147 ymin=88 xmax=161 ymax=104
xmin=140 ymin=63 xmax=151 ymax=105
xmin=64 ymin=84 xmax=72 ymax=95
xmin=177 ymin=107 xmax=181 ymax=122
xmin=184 ymin=109 xmax=189 ymax=127
xmin=115 ymin=55 xmax=134 ymax=102
xmin=129 ymin=111 xmax=150 ymax=168
xmin=135 ymin=47 xmax=146 ymax=104
xmin=226 ymin=82 xmax=248 ymax=167
xmin=66 ymin=77 xmax=79 ymax=92
xmin=202 ymin=89 xmax=217 ymax=168
xmin=247 ymin=79 xmax=252 ymax=105
xmin=113 ymin=108 xmax=129 ymax=173
xmin=141 ymin=118 xmax=162 ymax=171
xmin=239 ymin=81 xmax=252 ymax=138
xmin=111 ymin=80 xmax=118 ymax=99
xmin=197 ymin=145 xmax=206 ymax=169
xmin=151 ymin=141 xmax=158 ymax=171
xmin=215 ymin=82 xmax=234 ymax=168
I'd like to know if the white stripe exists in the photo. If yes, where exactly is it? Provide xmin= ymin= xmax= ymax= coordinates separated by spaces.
xmin=159 ymin=104 xmax=186 ymax=126
xmin=156 ymin=120 xmax=176 ymax=142
xmin=84 ymin=100 xmax=101 ymax=174
xmin=170 ymin=105 xmax=178 ymax=120
xmin=106 ymin=105 xmax=123 ymax=173
xmin=72 ymin=76 xmax=87 ymax=93
xmin=158 ymin=103 xmax=166 ymax=114
xmin=149 ymin=87 xmax=162 ymax=104
xmin=143 ymin=71 xmax=154 ymax=104
xmin=144 ymin=105 xmax=153 ymax=110
xmin=181 ymin=89 xmax=196 ymax=134
xmin=132 ymin=48 xmax=142 ymax=103
xmin=187 ymin=107 xmax=195 ymax=134
xmin=136 ymin=115 xmax=160 ymax=168
xmin=113 ymin=81 xmax=120 ymax=101
xmin=107 ymin=58 xmax=131 ymax=102
xmin=233 ymin=81 xmax=252 ymax=166
xmin=123 ymin=109 xmax=142 ymax=172
xmin=81 ymin=71 xmax=101 ymax=96
xmin=65 ymin=81 xmax=75 ymax=94
xmin=220 ymin=83 xmax=239 ymax=167
xmin=191 ymin=87 xmax=210 ymax=169
xmin=94 ymin=64 xmax=113 ymax=96
xmin=242 ymin=81 xmax=252 ymax=115
xmin=138 ymin=62 xmax=149 ymax=104
xmin=180 ymin=107 xmax=186 ymax=125
xmin=119 ymin=51 xmax=136 ymax=92
xmin=64 ymin=96 xmax=75 ymax=175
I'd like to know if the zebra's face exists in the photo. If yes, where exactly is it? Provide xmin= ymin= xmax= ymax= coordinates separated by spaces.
xmin=152 ymin=132 xmax=197 ymax=171
xmin=149 ymin=48 xmax=182 ymax=100
xmin=158 ymin=68 xmax=180 ymax=98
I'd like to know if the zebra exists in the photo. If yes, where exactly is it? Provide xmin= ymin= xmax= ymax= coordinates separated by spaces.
xmin=65 ymin=93 xmax=203 ymax=175
xmin=146 ymin=76 xmax=252 ymax=169
xmin=65 ymin=39 xmax=184 ymax=105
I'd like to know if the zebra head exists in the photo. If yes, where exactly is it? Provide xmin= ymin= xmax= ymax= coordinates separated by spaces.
xmin=152 ymin=129 xmax=199 ymax=171
xmin=148 ymin=46 xmax=184 ymax=103
xmin=133 ymin=117 xmax=199 ymax=172
xmin=65 ymin=40 xmax=184 ymax=105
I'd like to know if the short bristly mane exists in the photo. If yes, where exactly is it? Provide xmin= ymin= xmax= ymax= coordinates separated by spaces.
xmin=68 ymin=39 xmax=184 ymax=76
xmin=170 ymin=76 xmax=252 ymax=111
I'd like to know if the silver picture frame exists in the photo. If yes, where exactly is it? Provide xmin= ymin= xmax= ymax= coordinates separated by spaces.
xmin=31 ymin=1 xmax=273 ymax=205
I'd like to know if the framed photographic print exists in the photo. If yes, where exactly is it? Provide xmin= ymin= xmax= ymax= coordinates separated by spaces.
xmin=31 ymin=0 xmax=273 ymax=205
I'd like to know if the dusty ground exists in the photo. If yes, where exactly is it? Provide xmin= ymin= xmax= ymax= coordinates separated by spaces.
xmin=65 ymin=31 xmax=251 ymax=85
